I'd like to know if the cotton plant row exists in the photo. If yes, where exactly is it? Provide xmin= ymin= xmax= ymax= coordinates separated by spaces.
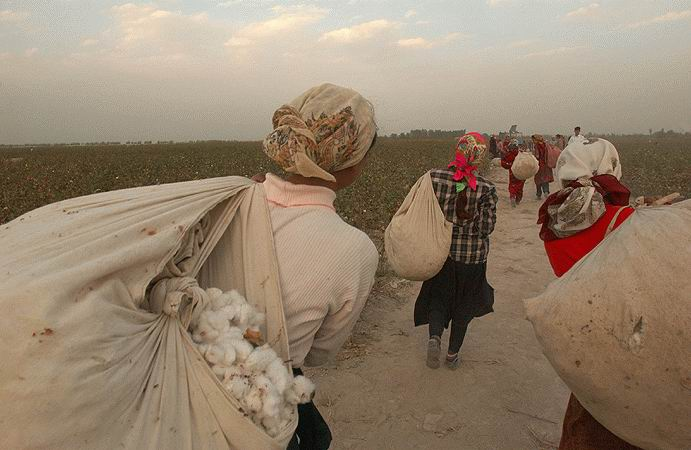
xmin=189 ymin=288 xmax=315 ymax=437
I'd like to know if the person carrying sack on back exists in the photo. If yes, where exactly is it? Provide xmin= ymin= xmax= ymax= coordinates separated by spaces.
xmin=257 ymin=83 xmax=380 ymax=449
xmin=500 ymin=139 xmax=525 ymax=207
xmin=532 ymin=134 xmax=554 ymax=200
xmin=537 ymin=139 xmax=640 ymax=449
xmin=414 ymin=132 xmax=498 ymax=370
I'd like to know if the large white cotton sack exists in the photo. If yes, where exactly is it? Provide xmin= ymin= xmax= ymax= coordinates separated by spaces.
xmin=525 ymin=200 xmax=691 ymax=450
xmin=0 ymin=177 xmax=296 ymax=450
xmin=511 ymin=151 xmax=539 ymax=180
xmin=385 ymin=171 xmax=452 ymax=281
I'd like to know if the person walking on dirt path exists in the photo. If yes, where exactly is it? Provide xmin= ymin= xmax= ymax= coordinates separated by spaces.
xmin=256 ymin=83 xmax=380 ymax=450
xmin=500 ymin=139 xmax=525 ymax=207
xmin=532 ymin=134 xmax=554 ymax=200
xmin=489 ymin=134 xmax=499 ymax=158
xmin=568 ymin=126 xmax=586 ymax=145
xmin=414 ymin=132 xmax=498 ymax=370
xmin=536 ymin=139 xmax=642 ymax=449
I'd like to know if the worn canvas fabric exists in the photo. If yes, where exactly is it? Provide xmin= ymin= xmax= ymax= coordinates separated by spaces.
xmin=385 ymin=172 xmax=453 ymax=281
xmin=0 ymin=177 xmax=296 ymax=450
xmin=555 ymin=138 xmax=622 ymax=186
xmin=525 ymin=200 xmax=691 ymax=450
xmin=511 ymin=151 xmax=540 ymax=181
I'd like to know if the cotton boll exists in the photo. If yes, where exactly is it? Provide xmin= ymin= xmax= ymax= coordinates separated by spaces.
xmin=245 ymin=345 xmax=278 ymax=372
xmin=251 ymin=374 xmax=279 ymax=417
xmin=228 ymin=289 xmax=247 ymax=306
xmin=195 ymin=342 xmax=209 ymax=356
xmin=286 ymin=376 xmax=315 ymax=405
xmin=205 ymin=344 xmax=226 ymax=365
xmin=261 ymin=387 xmax=282 ymax=421
xmin=230 ymin=339 xmax=254 ymax=363
xmin=225 ymin=374 xmax=251 ymax=400
xmin=248 ymin=312 xmax=266 ymax=330
xmin=233 ymin=303 xmax=254 ymax=330
xmin=219 ymin=304 xmax=238 ymax=323
xmin=216 ymin=292 xmax=234 ymax=309
xmin=194 ymin=318 xmax=220 ymax=343
xmin=211 ymin=364 xmax=227 ymax=378
xmin=206 ymin=287 xmax=223 ymax=302
xmin=265 ymin=358 xmax=291 ymax=394
xmin=201 ymin=310 xmax=230 ymax=333
xmin=218 ymin=326 xmax=244 ymax=342
xmin=241 ymin=385 xmax=264 ymax=415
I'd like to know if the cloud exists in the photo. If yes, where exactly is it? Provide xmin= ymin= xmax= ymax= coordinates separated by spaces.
xmin=111 ymin=3 xmax=212 ymax=48
xmin=521 ymin=45 xmax=585 ymax=58
xmin=217 ymin=0 xmax=243 ymax=7
xmin=397 ymin=32 xmax=464 ymax=49
xmin=487 ymin=0 xmax=513 ymax=7
xmin=320 ymin=19 xmax=399 ymax=44
xmin=81 ymin=38 xmax=100 ymax=47
xmin=405 ymin=10 xmax=417 ymax=19
xmin=225 ymin=5 xmax=327 ymax=47
xmin=507 ymin=39 xmax=538 ymax=49
xmin=564 ymin=3 xmax=600 ymax=20
xmin=0 ymin=9 xmax=29 ymax=22
xmin=624 ymin=9 xmax=691 ymax=29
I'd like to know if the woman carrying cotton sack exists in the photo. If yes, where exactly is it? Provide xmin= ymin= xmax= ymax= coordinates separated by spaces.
xmin=413 ymin=132 xmax=498 ymax=370
xmin=254 ymin=83 xmax=380 ymax=450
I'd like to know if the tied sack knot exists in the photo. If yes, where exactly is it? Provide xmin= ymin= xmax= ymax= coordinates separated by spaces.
xmin=150 ymin=277 xmax=209 ymax=327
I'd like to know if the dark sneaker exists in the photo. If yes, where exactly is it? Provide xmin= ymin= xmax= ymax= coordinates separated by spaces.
xmin=445 ymin=353 xmax=460 ymax=370
xmin=427 ymin=337 xmax=441 ymax=369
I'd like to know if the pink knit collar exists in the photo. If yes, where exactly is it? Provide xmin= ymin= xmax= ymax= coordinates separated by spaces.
xmin=263 ymin=173 xmax=336 ymax=211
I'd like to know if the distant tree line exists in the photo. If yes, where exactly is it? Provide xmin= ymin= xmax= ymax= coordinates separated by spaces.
xmin=388 ymin=129 xmax=467 ymax=139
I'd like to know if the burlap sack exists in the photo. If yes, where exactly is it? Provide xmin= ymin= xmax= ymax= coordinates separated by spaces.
xmin=0 ymin=177 xmax=296 ymax=450
xmin=385 ymin=172 xmax=452 ymax=281
xmin=512 ymin=151 xmax=540 ymax=180
xmin=525 ymin=200 xmax=691 ymax=450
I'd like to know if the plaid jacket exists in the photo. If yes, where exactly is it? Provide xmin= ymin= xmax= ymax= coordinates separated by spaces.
xmin=430 ymin=169 xmax=498 ymax=264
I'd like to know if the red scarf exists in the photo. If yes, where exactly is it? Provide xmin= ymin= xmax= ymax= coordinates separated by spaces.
xmin=538 ymin=175 xmax=631 ymax=242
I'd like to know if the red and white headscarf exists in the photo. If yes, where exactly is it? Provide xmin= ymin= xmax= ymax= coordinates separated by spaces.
xmin=448 ymin=132 xmax=487 ymax=193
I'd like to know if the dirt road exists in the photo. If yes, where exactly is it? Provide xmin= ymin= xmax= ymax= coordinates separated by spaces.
xmin=306 ymin=168 xmax=570 ymax=450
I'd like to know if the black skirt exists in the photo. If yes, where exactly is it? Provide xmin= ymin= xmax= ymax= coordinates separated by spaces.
xmin=414 ymin=258 xmax=494 ymax=328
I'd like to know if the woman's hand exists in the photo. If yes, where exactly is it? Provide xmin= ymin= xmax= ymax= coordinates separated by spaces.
xmin=251 ymin=173 xmax=266 ymax=183
xmin=637 ymin=193 xmax=681 ymax=206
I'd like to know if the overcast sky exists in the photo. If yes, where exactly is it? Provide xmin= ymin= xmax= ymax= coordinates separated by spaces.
xmin=1 ymin=0 xmax=690 ymax=143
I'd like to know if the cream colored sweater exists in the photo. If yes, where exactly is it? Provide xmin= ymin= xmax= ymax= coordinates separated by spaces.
xmin=263 ymin=174 xmax=379 ymax=368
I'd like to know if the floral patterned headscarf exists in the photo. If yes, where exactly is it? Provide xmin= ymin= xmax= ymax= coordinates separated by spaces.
xmin=262 ymin=83 xmax=377 ymax=182
xmin=448 ymin=132 xmax=487 ymax=193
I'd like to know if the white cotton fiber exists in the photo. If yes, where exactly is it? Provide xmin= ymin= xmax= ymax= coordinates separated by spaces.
xmin=189 ymin=287 xmax=316 ymax=438
xmin=230 ymin=339 xmax=254 ymax=363
xmin=265 ymin=358 xmax=291 ymax=394
xmin=285 ymin=376 xmax=315 ymax=405
xmin=244 ymin=345 xmax=278 ymax=372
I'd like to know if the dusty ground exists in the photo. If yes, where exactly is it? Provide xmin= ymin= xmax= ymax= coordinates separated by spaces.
xmin=305 ymin=168 xmax=570 ymax=450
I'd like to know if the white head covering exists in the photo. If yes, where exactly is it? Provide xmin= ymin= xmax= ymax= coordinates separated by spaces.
xmin=262 ymin=83 xmax=377 ymax=182
xmin=555 ymin=138 xmax=622 ymax=186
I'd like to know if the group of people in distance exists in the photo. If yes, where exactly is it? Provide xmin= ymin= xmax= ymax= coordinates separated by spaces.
xmin=256 ymin=83 xmax=651 ymax=449
xmin=491 ymin=126 xmax=586 ymax=208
